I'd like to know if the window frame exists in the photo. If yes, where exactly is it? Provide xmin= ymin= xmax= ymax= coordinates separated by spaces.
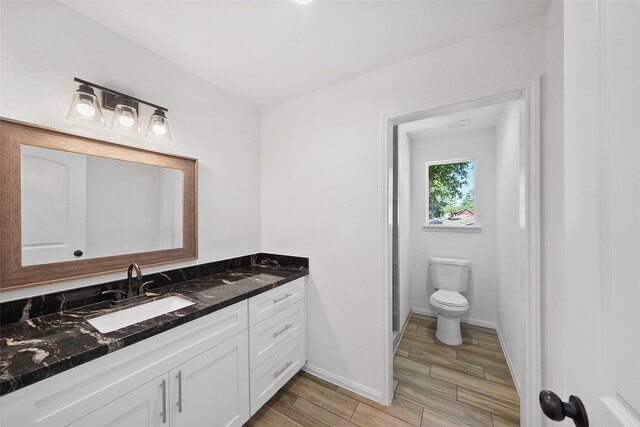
xmin=423 ymin=157 xmax=481 ymax=232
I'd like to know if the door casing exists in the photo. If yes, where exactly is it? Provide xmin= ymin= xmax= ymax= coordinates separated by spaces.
xmin=380 ymin=77 xmax=541 ymax=427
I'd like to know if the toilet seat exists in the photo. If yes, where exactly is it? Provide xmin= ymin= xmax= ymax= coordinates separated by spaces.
xmin=430 ymin=290 xmax=467 ymax=307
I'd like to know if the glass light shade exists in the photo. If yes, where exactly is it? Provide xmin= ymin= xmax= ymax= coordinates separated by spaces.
xmin=67 ymin=85 xmax=104 ymax=125
xmin=145 ymin=109 xmax=172 ymax=141
xmin=110 ymin=99 xmax=140 ymax=133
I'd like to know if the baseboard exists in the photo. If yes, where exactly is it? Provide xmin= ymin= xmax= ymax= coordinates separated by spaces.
xmin=411 ymin=306 xmax=433 ymax=316
xmin=495 ymin=324 xmax=522 ymax=397
xmin=411 ymin=306 xmax=521 ymax=397
xmin=411 ymin=306 xmax=498 ymax=330
xmin=302 ymin=363 xmax=382 ymax=402
xmin=393 ymin=308 xmax=413 ymax=354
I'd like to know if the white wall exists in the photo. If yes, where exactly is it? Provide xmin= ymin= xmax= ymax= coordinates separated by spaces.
xmin=261 ymin=17 xmax=545 ymax=398
xmin=397 ymin=129 xmax=412 ymax=329
xmin=85 ymin=158 xmax=181 ymax=258
xmin=495 ymin=100 xmax=525 ymax=392
xmin=0 ymin=1 xmax=261 ymax=301
xmin=409 ymin=128 xmax=498 ymax=324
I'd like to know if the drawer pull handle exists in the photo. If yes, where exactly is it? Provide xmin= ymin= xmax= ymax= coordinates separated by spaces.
xmin=160 ymin=379 xmax=167 ymax=424
xmin=274 ymin=324 xmax=293 ymax=338
xmin=273 ymin=293 xmax=292 ymax=304
xmin=274 ymin=361 xmax=293 ymax=378
xmin=176 ymin=370 xmax=183 ymax=413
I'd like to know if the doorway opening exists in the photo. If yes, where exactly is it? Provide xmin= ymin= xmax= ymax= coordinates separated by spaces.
xmin=382 ymin=80 xmax=541 ymax=426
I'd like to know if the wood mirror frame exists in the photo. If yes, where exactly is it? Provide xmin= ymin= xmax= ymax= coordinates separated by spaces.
xmin=0 ymin=118 xmax=198 ymax=290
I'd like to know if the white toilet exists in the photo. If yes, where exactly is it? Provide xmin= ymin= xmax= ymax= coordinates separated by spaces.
xmin=428 ymin=257 xmax=470 ymax=345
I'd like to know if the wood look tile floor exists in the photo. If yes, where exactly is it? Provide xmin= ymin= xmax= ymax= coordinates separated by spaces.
xmin=245 ymin=314 xmax=519 ymax=427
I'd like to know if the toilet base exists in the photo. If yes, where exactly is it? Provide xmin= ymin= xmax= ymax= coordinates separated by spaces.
xmin=435 ymin=315 xmax=463 ymax=346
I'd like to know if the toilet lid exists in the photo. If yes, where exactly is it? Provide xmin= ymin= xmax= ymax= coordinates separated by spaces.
xmin=430 ymin=290 xmax=468 ymax=307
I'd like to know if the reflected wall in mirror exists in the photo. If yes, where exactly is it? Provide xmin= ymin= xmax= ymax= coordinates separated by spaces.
xmin=1 ymin=118 xmax=198 ymax=290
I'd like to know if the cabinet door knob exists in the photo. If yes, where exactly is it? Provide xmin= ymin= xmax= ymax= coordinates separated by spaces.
xmin=73 ymin=250 xmax=83 ymax=257
xmin=539 ymin=390 xmax=589 ymax=427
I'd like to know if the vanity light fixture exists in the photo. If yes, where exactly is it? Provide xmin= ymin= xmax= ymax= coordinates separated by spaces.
xmin=145 ymin=109 xmax=171 ymax=140
xmin=68 ymin=78 xmax=171 ymax=141
xmin=111 ymin=98 xmax=141 ymax=133
xmin=67 ymin=84 xmax=105 ymax=125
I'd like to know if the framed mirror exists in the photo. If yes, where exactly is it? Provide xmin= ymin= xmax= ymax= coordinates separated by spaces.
xmin=0 ymin=118 xmax=198 ymax=290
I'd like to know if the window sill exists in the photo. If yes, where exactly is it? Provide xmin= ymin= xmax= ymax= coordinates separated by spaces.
xmin=422 ymin=225 xmax=482 ymax=233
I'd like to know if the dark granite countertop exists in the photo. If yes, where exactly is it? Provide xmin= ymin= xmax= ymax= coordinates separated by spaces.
xmin=0 ymin=255 xmax=308 ymax=396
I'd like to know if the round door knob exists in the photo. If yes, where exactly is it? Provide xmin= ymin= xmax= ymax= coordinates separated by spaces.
xmin=73 ymin=250 xmax=84 ymax=257
xmin=540 ymin=390 xmax=589 ymax=427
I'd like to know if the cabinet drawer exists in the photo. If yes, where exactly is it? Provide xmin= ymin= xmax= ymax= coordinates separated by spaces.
xmin=250 ymin=300 xmax=305 ymax=370
xmin=249 ymin=278 xmax=305 ymax=326
xmin=249 ymin=333 xmax=306 ymax=415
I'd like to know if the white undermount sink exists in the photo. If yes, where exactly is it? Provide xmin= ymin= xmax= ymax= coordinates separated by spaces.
xmin=87 ymin=295 xmax=195 ymax=333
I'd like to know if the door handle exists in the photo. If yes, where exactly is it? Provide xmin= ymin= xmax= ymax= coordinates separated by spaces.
xmin=539 ymin=390 xmax=589 ymax=427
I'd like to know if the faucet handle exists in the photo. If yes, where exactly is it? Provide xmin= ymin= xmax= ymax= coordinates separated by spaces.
xmin=102 ymin=289 xmax=126 ymax=302
xmin=138 ymin=280 xmax=154 ymax=295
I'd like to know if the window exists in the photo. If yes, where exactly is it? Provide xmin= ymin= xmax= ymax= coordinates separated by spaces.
xmin=425 ymin=159 xmax=475 ymax=228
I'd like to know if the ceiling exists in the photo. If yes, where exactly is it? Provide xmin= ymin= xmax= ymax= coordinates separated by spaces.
xmin=62 ymin=1 xmax=549 ymax=108
xmin=401 ymin=103 xmax=505 ymax=140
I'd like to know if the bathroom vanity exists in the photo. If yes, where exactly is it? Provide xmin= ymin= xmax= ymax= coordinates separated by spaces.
xmin=0 ymin=255 xmax=308 ymax=427
xmin=0 ymin=119 xmax=308 ymax=426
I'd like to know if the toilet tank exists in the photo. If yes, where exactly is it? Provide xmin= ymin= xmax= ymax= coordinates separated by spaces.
xmin=429 ymin=257 xmax=470 ymax=292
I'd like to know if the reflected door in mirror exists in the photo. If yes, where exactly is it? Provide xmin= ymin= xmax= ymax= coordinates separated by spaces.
xmin=21 ymin=146 xmax=87 ymax=265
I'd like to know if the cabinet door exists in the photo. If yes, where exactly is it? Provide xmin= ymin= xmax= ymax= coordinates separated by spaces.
xmin=68 ymin=374 xmax=167 ymax=427
xmin=170 ymin=331 xmax=249 ymax=427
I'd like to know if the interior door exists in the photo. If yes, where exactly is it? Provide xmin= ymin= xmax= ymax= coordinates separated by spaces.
xmin=542 ymin=2 xmax=640 ymax=426
xmin=601 ymin=0 xmax=640 ymax=424
xmin=20 ymin=145 xmax=87 ymax=265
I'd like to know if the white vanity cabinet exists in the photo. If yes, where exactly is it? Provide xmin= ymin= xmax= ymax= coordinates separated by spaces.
xmin=248 ymin=277 xmax=307 ymax=414
xmin=1 ymin=301 xmax=249 ymax=427
xmin=1 ymin=276 xmax=308 ymax=427
xmin=69 ymin=331 xmax=249 ymax=427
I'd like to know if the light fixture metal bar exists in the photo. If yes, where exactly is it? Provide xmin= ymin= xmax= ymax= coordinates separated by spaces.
xmin=74 ymin=77 xmax=168 ymax=112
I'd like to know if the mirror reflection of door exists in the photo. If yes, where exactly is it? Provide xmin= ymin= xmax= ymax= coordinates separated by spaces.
xmin=21 ymin=145 xmax=87 ymax=265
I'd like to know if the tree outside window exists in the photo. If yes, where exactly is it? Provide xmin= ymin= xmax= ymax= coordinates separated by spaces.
xmin=426 ymin=160 xmax=475 ymax=227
